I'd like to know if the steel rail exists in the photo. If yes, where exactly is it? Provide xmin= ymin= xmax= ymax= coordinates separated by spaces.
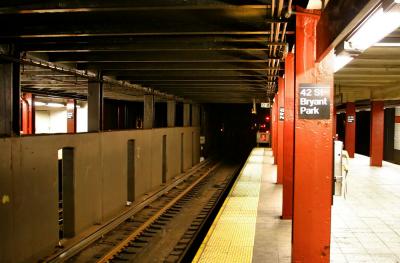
xmin=96 ymin=162 xmax=221 ymax=263
xmin=46 ymin=159 xmax=214 ymax=263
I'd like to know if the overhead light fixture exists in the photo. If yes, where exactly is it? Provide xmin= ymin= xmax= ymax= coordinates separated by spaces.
xmin=374 ymin=42 xmax=400 ymax=47
xmin=334 ymin=0 xmax=400 ymax=72
xmin=334 ymin=55 xmax=354 ymax=73
xmin=66 ymin=103 xmax=75 ymax=110
xmin=34 ymin=101 xmax=46 ymax=106
xmin=307 ymin=0 xmax=322 ymax=10
xmin=347 ymin=5 xmax=400 ymax=52
xmin=334 ymin=41 xmax=358 ymax=72
xmin=47 ymin=102 xmax=65 ymax=108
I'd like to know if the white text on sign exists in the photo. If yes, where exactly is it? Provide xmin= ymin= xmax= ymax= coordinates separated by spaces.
xmin=298 ymin=84 xmax=331 ymax=119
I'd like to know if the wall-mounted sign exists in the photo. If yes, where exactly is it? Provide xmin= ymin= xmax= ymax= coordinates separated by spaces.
xmin=347 ymin=115 xmax=355 ymax=123
xmin=261 ymin=102 xmax=271 ymax=108
xmin=200 ymin=136 xmax=205 ymax=144
xmin=67 ymin=112 xmax=74 ymax=119
xmin=279 ymin=107 xmax=285 ymax=121
xmin=298 ymin=84 xmax=331 ymax=119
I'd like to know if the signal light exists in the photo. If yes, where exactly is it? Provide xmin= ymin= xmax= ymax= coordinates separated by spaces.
xmin=265 ymin=116 xmax=270 ymax=122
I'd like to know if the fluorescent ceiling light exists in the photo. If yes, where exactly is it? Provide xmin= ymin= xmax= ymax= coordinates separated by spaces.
xmin=334 ymin=55 xmax=353 ymax=73
xmin=307 ymin=0 xmax=322 ymax=9
xmin=374 ymin=42 xmax=400 ymax=47
xmin=335 ymin=1 xmax=400 ymax=71
xmin=347 ymin=4 xmax=400 ymax=51
xmin=47 ymin=102 xmax=65 ymax=108
xmin=66 ymin=103 xmax=75 ymax=110
xmin=34 ymin=101 xmax=46 ymax=106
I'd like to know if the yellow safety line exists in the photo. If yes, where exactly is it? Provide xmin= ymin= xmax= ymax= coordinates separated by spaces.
xmin=192 ymin=148 xmax=266 ymax=263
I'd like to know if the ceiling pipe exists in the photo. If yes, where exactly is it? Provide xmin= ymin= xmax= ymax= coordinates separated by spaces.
xmin=0 ymin=51 xmax=182 ymax=101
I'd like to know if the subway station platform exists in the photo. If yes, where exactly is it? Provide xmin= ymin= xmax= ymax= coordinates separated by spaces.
xmin=193 ymin=149 xmax=400 ymax=263
xmin=193 ymin=148 xmax=291 ymax=263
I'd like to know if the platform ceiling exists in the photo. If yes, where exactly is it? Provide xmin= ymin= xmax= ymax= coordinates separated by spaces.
xmin=335 ymin=28 xmax=400 ymax=105
xmin=0 ymin=0 xmax=294 ymax=103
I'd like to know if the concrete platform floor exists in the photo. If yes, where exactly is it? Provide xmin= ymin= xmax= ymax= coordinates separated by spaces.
xmin=331 ymin=154 xmax=400 ymax=263
xmin=193 ymin=148 xmax=291 ymax=263
xmin=193 ymin=150 xmax=400 ymax=263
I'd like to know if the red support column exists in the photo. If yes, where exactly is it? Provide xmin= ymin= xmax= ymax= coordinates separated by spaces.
xmin=292 ymin=9 xmax=333 ymax=263
xmin=67 ymin=99 xmax=77 ymax=133
xmin=271 ymin=100 xmax=274 ymax=152
xmin=345 ymin=102 xmax=356 ymax=158
xmin=20 ymin=93 xmax=35 ymax=135
xmin=272 ymin=94 xmax=278 ymax=164
xmin=277 ymin=77 xmax=285 ymax=184
xmin=370 ymin=101 xmax=384 ymax=166
xmin=282 ymin=52 xmax=294 ymax=219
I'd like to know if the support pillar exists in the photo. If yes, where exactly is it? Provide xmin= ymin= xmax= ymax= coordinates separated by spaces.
xmin=0 ymin=63 xmax=12 ymax=136
xmin=192 ymin=104 xmax=200 ymax=127
xmin=167 ymin=100 xmax=176 ymax=127
xmin=183 ymin=103 xmax=191 ymax=127
xmin=0 ymin=63 xmax=21 ymax=136
xmin=88 ymin=80 xmax=103 ymax=132
xmin=345 ymin=102 xmax=356 ymax=158
xmin=277 ymin=77 xmax=285 ymax=184
xmin=282 ymin=52 xmax=294 ymax=219
xmin=370 ymin=101 xmax=384 ymax=166
xmin=272 ymin=95 xmax=278 ymax=164
xmin=143 ymin=94 xmax=154 ymax=129
xmin=0 ymin=61 xmax=20 ymax=136
xmin=292 ymin=9 xmax=333 ymax=263
xmin=21 ymin=93 xmax=35 ymax=135
xmin=67 ymin=99 xmax=77 ymax=133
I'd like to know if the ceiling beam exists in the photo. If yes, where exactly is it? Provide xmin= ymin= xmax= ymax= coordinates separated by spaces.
xmin=94 ymin=63 xmax=281 ymax=71
xmin=47 ymin=51 xmax=279 ymax=63
xmin=115 ymin=76 xmax=274 ymax=81
xmin=23 ymin=42 xmax=285 ymax=52
xmin=0 ymin=1 xmax=272 ymax=15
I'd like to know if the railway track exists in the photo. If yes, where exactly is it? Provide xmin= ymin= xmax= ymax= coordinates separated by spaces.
xmin=46 ymin=158 xmax=240 ymax=263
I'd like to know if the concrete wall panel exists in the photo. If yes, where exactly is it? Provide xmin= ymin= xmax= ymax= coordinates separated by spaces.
xmin=71 ymin=133 xmax=103 ymax=232
xmin=183 ymin=131 xmax=192 ymax=170
xmin=101 ymin=132 xmax=127 ymax=221
xmin=166 ymin=128 xmax=180 ymax=180
xmin=193 ymin=130 xmax=200 ymax=165
xmin=150 ymin=130 xmax=163 ymax=188
xmin=15 ymin=136 xmax=58 ymax=262
xmin=0 ymin=127 xmax=199 ymax=262
xmin=0 ymin=139 xmax=14 ymax=263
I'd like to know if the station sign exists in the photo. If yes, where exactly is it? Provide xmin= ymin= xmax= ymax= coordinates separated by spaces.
xmin=261 ymin=102 xmax=271 ymax=108
xmin=298 ymin=84 xmax=331 ymax=119
xmin=279 ymin=107 xmax=285 ymax=121
xmin=347 ymin=115 xmax=355 ymax=123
